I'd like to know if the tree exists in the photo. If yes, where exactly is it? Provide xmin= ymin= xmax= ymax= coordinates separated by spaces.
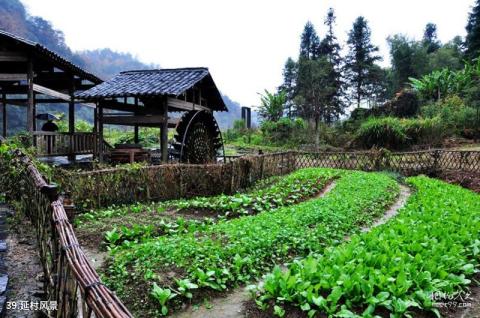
xmin=279 ymin=57 xmax=297 ymax=118
xmin=295 ymin=57 xmax=334 ymax=146
xmin=466 ymin=0 xmax=480 ymax=60
xmin=344 ymin=16 xmax=382 ymax=108
xmin=258 ymin=90 xmax=285 ymax=122
xmin=423 ymin=23 xmax=441 ymax=53
xmin=299 ymin=21 xmax=320 ymax=60
xmin=318 ymin=8 xmax=346 ymax=122
xmin=388 ymin=35 xmax=429 ymax=92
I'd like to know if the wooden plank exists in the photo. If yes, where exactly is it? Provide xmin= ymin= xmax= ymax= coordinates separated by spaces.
xmin=98 ymin=99 xmax=143 ymax=112
xmin=0 ymin=73 xmax=27 ymax=81
xmin=161 ymin=97 xmax=169 ymax=162
xmin=167 ymin=97 xmax=211 ymax=112
xmin=27 ymin=60 xmax=34 ymax=132
xmin=33 ymin=84 xmax=96 ymax=108
xmin=1 ymin=94 xmax=6 ymax=138
xmin=102 ymin=114 xmax=167 ymax=125
xmin=68 ymin=77 xmax=75 ymax=161
xmin=0 ymin=51 xmax=28 ymax=62
xmin=99 ymin=105 xmax=104 ymax=163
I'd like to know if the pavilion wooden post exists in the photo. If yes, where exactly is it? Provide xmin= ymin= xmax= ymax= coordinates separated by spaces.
xmin=68 ymin=76 xmax=76 ymax=161
xmin=98 ymin=104 xmax=104 ymax=163
xmin=134 ymin=97 xmax=139 ymax=143
xmin=1 ymin=93 xmax=6 ymax=138
xmin=161 ymin=97 xmax=168 ymax=162
xmin=93 ymin=104 xmax=98 ymax=158
xmin=26 ymin=58 xmax=34 ymax=133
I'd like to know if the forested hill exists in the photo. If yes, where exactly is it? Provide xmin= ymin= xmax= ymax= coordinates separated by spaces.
xmin=0 ymin=0 xmax=243 ymax=130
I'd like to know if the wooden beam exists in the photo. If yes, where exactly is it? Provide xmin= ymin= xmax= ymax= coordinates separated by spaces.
xmin=33 ymin=83 xmax=70 ymax=100
xmin=68 ymin=77 xmax=75 ymax=161
xmin=167 ymin=97 xmax=211 ymax=112
xmin=0 ymin=52 xmax=28 ymax=62
xmin=99 ymin=104 xmax=104 ymax=163
xmin=0 ymin=73 xmax=27 ymax=81
xmin=134 ymin=97 xmax=139 ymax=143
xmin=161 ymin=97 xmax=169 ymax=162
xmin=27 ymin=60 xmax=34 ymax=133
xmin=1 ymin=94 xmax=6 ymax=138
xmin=33 ymin=84 xmax=96 ymax=108
xmin=69 ymin=78 xmax=75 ymax=134
xmin=102 ymin=114 xmax=167 ymax=125
xmin=98 ymin=100 xmax=143 ymax=113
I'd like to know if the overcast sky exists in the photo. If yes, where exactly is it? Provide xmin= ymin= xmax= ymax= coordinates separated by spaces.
xmin=21 ymin=0 xmax=476 ymax=106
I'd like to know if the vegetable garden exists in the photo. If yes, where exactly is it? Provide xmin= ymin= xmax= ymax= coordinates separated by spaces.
xmin=1 ymin=142 xmax=479 ymax=318
xmin=70 ymin=166 xmax=480 ymax=318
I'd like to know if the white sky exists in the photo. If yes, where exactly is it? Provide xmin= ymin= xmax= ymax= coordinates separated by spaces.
xmin=21 ymin=0 xmax=476 ymax=107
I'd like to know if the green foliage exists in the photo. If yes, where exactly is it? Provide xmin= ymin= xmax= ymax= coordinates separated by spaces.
xmin=151 ymin=283 xmax=176 ymax=316
xmin=176 ymin=167 xmax=332 ymax=217
xmin=388 ymin=35 xmax=429 ymax=92
xmin=421 ymin=95 xmax=479 ymax=134
xmin=344 ymin=16 xmax=383 ymax=108
xmin=254 ymin=177 xmax=480 ymax=317
xmin=356 ymin=117 xmax=407 ymax=149
xmin=465 ymin=0 xmax=480 ymax=60
xmin=104 ymin=170 xmax=399 ymax=314
xmin=260 ymin=118 xmax=307 ymax=146
xmin=409 ymin=59 xmax=480 ymax=101
xmin=356 ymin=117 xmax=443 ymax=149
xmin=79 ymin=168 xmax=338 ymax=249
xmin=258 ymin=90 xmax=286 ymax=122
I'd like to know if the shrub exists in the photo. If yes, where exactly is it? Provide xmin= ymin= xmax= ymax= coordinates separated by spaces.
xmin=421 ymin=95 xmax=479 ymax=135
xmin=356 ymin=117 xmax=408 ymax=149
xmin=356 ymin=117 xmax=444 ymax=149
xmin=402 ymin=117 xmax=444 ymax=145
xmin=385 ymin=89 xmax=419 ymax=118
xmin=260 ymin=118 xmax=308 ymax=146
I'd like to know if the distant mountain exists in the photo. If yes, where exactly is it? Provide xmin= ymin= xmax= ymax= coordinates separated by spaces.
xmin=76 ymin=49 xmax=156 ymax=80
xmin=0 ymin=0 xmax=245 ymax=132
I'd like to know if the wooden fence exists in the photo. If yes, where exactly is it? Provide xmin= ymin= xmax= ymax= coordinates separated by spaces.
xmin=55 ymin=149 xmax=480 ymax=210
xmin=33 ymin=132 xmax=98 ymax=157
xmin=0 ymin=149 xmax=132 ymax=318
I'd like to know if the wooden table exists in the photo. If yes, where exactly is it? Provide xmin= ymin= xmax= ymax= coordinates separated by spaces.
xmin=109 ymin=148 xmax=150 ymax=163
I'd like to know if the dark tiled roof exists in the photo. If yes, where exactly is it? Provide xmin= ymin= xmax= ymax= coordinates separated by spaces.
xmin=77 ymin=68 xmax=227 ymax=111
xmin=0 ymin=29 xmax=102 ymax=84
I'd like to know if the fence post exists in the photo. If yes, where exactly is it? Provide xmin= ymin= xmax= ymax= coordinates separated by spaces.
xmin=280 ymin=153 xmax=284 ymax=175
xmin=432 ymin=150 xmax=440 ymax=174
xmin=229 ymin=160 xmax=235 ymax=194
xmin=260 ymin=155 xmax=265 ymax=180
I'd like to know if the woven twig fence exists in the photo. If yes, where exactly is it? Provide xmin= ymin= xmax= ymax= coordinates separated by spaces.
xmin=0 ymin=150 xmax=132 ymax=318
xmin=292 ymin=149 xmax=480 ymax=175
xmin=55 ymin=149 xmax=479 ymax=210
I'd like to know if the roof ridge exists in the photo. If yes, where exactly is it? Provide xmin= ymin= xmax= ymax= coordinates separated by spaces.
xmin=0 ymin=29 xmax=102 ymax=83
xmin=121 ymin=67 xmax=209 ymax=74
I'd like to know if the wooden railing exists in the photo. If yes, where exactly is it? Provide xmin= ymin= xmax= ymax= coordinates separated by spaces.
xmin=0 ymin=148 xmax=132 ymax=317
xmin=33 ymin=132 xmax=98 ymax=157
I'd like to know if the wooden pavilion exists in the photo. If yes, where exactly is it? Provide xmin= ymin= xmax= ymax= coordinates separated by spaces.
xmin=0 ymin=30 xmax=102 ymax=158
xmin=0 ymin=30 xmax=228 ymax=163
xmin=77 ymin=68 xmax=227 ymax=163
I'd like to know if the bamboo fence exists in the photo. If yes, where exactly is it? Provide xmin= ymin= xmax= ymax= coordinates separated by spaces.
xmin=2 ymin=150 xmax=132 ymax=318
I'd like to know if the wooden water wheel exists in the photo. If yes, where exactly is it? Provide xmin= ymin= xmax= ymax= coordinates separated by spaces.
xmin=171 ymin=110 xmax=223 ymax=163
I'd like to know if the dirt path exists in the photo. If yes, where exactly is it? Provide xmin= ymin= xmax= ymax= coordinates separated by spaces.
xmin=361 ymin=184 xmax=411 ymax=232
xmin=173 ymin=182 xmax=412 ymax=318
